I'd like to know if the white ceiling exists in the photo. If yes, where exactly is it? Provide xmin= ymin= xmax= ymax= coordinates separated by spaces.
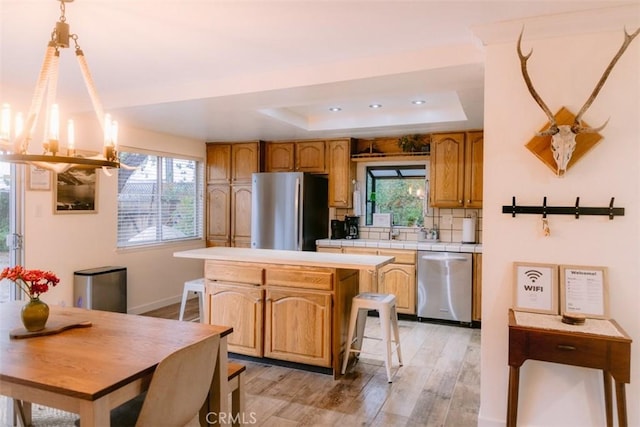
xmin=0 ymin=0 xmax=637 ymax=143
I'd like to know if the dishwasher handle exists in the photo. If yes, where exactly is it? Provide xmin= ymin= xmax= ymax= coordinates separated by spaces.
xmin=420 ymin=253 xmax=469 ymax=262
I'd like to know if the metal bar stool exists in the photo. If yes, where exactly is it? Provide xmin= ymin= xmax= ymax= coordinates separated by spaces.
xmin=341 ymin=292 xmax=403 ymax=382
xmin=178 ymin=278 xmax=205 ymax=322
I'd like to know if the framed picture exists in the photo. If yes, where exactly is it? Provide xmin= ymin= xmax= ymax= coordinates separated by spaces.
xmin=54 ymin=167 xmax=98 ymax=214
xmin=513 ymin=262 xmax=559 ymax=314
xmin=28 ymin=166 xmax=51 ymax=191
xmin=560 ymin=265 xmax=609 ymax=319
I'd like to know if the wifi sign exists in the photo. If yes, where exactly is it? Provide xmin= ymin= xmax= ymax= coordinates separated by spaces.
xmin=524 ymin=270 xmax=543 ymax=283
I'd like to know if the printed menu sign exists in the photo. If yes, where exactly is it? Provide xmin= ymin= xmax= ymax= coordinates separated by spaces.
xmin=560 ymin=265 xmax=608 ymax=319
xmin=564 ymin=269 xmax=604 ymax=315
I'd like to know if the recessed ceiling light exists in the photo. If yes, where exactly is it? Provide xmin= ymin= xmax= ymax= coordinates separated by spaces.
xmin=412 ymin=100 xmax=426 ymax=105
xmin=328 ymin=107 xmax=342 ymax=112
xmin=369 ymin=103 xmax=382 ymax=109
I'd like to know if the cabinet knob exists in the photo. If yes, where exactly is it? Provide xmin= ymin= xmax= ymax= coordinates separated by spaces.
xmin=467 ymin=199 xmax=471 ymax=203
xmin=459 ymin=200 xmax=463 ymax=204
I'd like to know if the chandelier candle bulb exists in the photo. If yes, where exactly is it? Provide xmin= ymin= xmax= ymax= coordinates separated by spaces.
xmin=67 ymin=119 xmax=75 ymax=156
xmin=1 ymin=104 xmax=10 ymax=141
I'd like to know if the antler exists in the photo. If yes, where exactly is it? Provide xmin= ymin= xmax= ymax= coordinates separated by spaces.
xmin=517 ymin=28 xmax=558 ymax=135
xmin=572 ymin=28 xmax=640 ymax=133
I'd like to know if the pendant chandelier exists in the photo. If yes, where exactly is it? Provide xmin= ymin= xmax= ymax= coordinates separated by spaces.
xmin=0 ymin=0 xmax=120 ymax=173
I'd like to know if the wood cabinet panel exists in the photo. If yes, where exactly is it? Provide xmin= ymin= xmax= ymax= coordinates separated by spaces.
xmin=295 ymin=141 xmax=326 ymax=172
xmin=231 ymin=143 xmax=260 ymax=183
xmin=472 ymin=253 xmax=482 ymax=321
xmin=430 ymin=133 xmax=465 ymax=207
xmin=430 ymin=131 xmax=483 ymax=208
xmin=231 ymin=185 xmax=252 ymax=247
xmin=266 ymin=266 xmax=333 ymax=290
xmin=265 ymin=142 xmax=295 ymax=172
xmin=316 ymin=246 xmax=343 ymax=253
xmin=206 ymin=185 xmax=230 ymax=244
xmin=328 ymin=139 xmax=354 ymax=208
xmin=205 ymin=260 xmax=264 ymax=285
xmin=209 ymin=283 xmax=264 ymax=357
xmin=464 ymin=131 xmax=484 ymax=208
xmin=206 ymin=144 xmax=231 ymax=183
xmin=378 ymin=249 xmax=416 ymax=265
xmin=379 ymin=263 xmax=416 ymax=314
xmin=265 ymin=288 xmax=332 ymax=367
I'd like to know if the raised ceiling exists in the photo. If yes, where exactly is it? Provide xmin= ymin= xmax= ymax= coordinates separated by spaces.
xmin=0 ymin=1 xmax=636 ymax=142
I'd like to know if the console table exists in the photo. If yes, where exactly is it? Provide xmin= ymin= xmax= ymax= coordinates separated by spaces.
xmin=507 ymin=309 xmax=632 ymax=427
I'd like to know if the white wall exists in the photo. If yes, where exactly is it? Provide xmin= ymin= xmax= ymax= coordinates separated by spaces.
xmin=479 ymin=30 xmax=639 ymax=427
xmin=24 ymin=125 xmax=206 ymax=313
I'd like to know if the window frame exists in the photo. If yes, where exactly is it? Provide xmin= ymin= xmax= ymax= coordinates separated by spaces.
xmin=116 ymin=149 xmax=204 ymax=249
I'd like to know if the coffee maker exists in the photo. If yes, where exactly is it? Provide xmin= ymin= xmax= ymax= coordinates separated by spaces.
xmin=330 ymin=220 xmax=345 ymax=239
xmin=344 ymin=216 xmax=360 ymax=239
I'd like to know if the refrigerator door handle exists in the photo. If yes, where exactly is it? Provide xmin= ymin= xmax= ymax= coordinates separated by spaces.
xmin=295 ymin=177 xmax=301 ymax=250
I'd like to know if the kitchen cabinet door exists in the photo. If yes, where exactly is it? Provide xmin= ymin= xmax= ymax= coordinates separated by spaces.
xmin=464 ymin=131 xmax=483 ymax=208
xmin=231 ymin=184 xmax=252 ymax=247
xmin=430 ymin=133 xmax=465 ymax=208
xmin=206 ymin=184 xmax=230 ymax=246
xmin=206 ymin=143 xmax=231 ymax=184
xmin=430 ymin=131 xmax=483 ymax=208
xmin=295 ymin=140 xmax=326 ymax=173
xmin=209 ymin=283 xmax=264 ymax=357
xmin=344 ymin=247 xmax=377 ymax=293
xmin=328 ymin=139 xmax=355 ymax=208
xmin=265 ymin=142 xmax=295 ymax=172
xmin=264 ymin=288 xmax=332 ymax=367
xmin=472 ymin=253 xmax=482 ymax=321
xmin=231 ymin=142 xmax=260 ymax=183
xmin=379 ymin=263 xmax=416 ymax=315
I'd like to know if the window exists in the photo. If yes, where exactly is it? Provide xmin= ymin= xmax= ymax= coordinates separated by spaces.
xmin=117 ymin=152 xmax=203 ymax=248
xmin=365 ymin=165 xmax=426 ymax=227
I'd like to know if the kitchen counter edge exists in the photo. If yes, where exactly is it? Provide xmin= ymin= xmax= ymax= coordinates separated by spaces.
xmin=316 ymin=239 xmax=482 ymax=253
xmin=174 ymin=247 xmax=394 ymax=270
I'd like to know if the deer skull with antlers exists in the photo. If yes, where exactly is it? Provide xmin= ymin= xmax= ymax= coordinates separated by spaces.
xmin=518 ymin=28 xmax=640 ymax=175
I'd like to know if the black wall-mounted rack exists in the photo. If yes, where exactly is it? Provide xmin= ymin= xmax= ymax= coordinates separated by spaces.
xmin=502 ymin=197 xmax=625 ymax=220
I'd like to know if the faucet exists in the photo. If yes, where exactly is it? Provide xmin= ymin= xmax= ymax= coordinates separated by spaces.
xmin=390 ymin=223 xmax=400 ymax=240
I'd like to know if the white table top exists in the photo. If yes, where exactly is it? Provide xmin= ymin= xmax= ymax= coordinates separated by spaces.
xmin=174 ymin=247 xmax=394 ymax=270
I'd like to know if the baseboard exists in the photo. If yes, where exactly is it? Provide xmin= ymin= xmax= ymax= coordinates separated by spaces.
xmin=127 ymin=294 xmax=185 ymax=315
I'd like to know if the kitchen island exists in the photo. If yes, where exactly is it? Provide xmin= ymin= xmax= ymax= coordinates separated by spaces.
xmin=174 ymin=247 xmax=394 ymax=378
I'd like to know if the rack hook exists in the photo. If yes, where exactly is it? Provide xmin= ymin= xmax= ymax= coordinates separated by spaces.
xmin=609 ymin=197 xmax=615 ymax=220
xmin=542 ymin=196 xmax=547 ymax=219
xmin=575 ymin=197 xmax=580 ymax=219
xmin=512 ymin=196 xmax=516 ymax=217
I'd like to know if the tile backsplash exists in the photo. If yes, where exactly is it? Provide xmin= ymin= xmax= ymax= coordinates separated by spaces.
xmin=333 ymin=207 xmax=483 ymax=243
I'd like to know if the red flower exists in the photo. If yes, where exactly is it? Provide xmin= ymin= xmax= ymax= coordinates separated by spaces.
xmin=0 ymin=266 xmax=60 ymax=299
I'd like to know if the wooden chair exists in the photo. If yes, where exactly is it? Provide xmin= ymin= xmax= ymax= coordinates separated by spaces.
xmin=110 ymin=335 xmax=220 ymax=427
xmin=227 ymin=362 xmax=247 ymax=427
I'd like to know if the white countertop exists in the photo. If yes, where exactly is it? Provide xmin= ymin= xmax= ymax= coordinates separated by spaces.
xmin=174 ymin=247 xmax=395 ymax=270
xmin=316 ymin=238 xmax=483 ymax=253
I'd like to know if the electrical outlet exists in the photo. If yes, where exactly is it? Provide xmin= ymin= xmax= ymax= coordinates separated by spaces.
xmin=442 ymin=214 xmax=453 ymax=227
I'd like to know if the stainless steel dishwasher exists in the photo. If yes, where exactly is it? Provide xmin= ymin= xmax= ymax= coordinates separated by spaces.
xmin=417 ymin=251 xmax=472 ymax=323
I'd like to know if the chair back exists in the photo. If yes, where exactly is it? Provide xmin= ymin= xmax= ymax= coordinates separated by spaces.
xmin=135 ymin=335 xmax=220 ymax=427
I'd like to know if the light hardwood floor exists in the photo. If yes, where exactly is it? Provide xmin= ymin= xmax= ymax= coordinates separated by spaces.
xmin=151 ymin=299 xmax=481 ymax=427
xmin=0 ymin=300 xmax=480 ymax=426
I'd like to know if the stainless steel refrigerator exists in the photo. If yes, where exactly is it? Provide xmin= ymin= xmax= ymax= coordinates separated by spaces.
xmin=251 ymin=172 xmax=328 ymax=251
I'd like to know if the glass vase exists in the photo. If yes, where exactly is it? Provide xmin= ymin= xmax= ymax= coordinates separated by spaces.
xmin=21 ymin=297 xmax=50 ymax=332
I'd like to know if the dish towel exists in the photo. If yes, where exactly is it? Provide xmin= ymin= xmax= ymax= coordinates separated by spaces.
xmin=353 ymin=190 xmax=362 ymax=216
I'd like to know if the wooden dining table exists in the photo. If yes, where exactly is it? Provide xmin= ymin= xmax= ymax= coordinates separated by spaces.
xmin=0 ymin=301 xmax=232 ymax=426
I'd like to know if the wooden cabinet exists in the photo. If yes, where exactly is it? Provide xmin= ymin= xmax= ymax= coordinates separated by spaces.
xmin=206 ymin=185 xmax=230 ymax=247
xmin=316 ymin=246 xmax=342 ymax=253
xmin=430 ymin=131 xmax=483 ymax=208
xmin=204 ymin=260 xmax=358 ymax=373
xmin=231 ymin=185 xmax=252 ymax=248
xmin=206 ymin=141 xmax=262 ymax=247
xmin=472 ymin=253 xmax=482 ymax=321
xmin=264 ymin=288 xmax=332 ymax=367
xmin=295 ymin=141 xmax=326 ymax=172
xmin=265 ymin=142 xmax=294 ymax=172
xmin=341 ymin=247 xmax=416 ymax=314
xmin=378 ymin=249 xmax=416 ymax=315
xmin=327 ymin=138 xmax=355 ymax=208
xmin=265 ymin=140 xmax=326 ymax=173
xmin=209 ymin=282 xmax=263 ymax=357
